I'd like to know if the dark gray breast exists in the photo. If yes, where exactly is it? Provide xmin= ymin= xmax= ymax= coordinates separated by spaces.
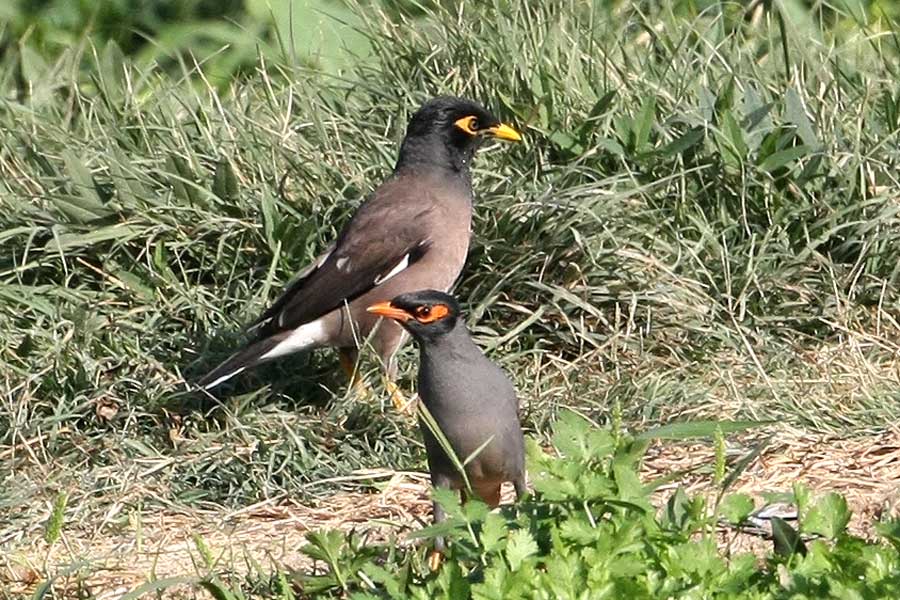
xmin=417 ymin=326 xmax=525 ymax=484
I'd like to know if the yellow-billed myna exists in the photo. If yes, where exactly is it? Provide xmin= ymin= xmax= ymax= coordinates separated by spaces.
xmin=198 ymin=97 xmax=521 ymax=403
xmin=367 ymin=290 xmax=526 ymax=567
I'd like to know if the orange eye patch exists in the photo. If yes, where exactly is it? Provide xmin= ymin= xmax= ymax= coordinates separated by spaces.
xmin=414 ymin=304 xmax=450 ymax=323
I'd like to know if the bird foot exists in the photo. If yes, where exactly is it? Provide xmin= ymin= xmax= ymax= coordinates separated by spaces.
xmin=351 ymin=377 xmax=370 ymax=397
xmin=384 ymin=379 xmax=416 ymax=413
xmin=339 ymin=350 xmax=370 ymax=397
xmin=427 ymin=550 xmax=443 ymax=572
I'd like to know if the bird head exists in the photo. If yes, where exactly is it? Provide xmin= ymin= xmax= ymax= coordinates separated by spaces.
xmin=397 ymin=96 xmax=521 ymax=172
xmin=367 ymin=289 xmax=461 ymax=342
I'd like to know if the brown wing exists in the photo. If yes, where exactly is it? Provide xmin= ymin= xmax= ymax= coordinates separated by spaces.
xmin=255 ymin=179 xmax=434 ymax=336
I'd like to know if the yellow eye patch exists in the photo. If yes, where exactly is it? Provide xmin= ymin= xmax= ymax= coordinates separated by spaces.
xmin=454 ymin=115 xmax=481 ymax=135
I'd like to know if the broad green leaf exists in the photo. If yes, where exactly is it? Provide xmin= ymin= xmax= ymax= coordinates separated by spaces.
xmin=166 ymin=154 xmax=203 ymax=206
xmin=576 ymin=90 xmax=616 ymax=139
xmin=595 ymin=136 xmax=625 ymax=156
xmin=361 ymin=564 xmax=403 ymax=599
xmin=758 ymin=144 xmax=814 ymax=172
xmin=433 ymin=560 xmax=470 ymax=599
xmin=0 ymin=225 xmax=44 ymax=246
xmin=633 ymin=96 xmax=656 ymax=152
xmin=98 ymin=40 xmax=126 ymax=107
xmin=463 ymin=497 xmax=491 ymax=522
xmin=114 ymin=269 xmax=157 ymax=302
xmin=275 ymin=571 xmax=296 ymax=600
xmin=109 ymin=147 xmax=155 ymax=207
xmin=722 ymin=110 xmax=748 ymax=159
xmin=199 ymin=579 xmax=242 ymax=600
xmin=193 ymin=533 xmax=214 ymax=569
xmin=793 ymin=482 xmax=812 ymax=516
xmin=479 ymin=513 xmax=508 ymax=553
xmin=559 ymin=517 xmax=602 ymax=545
xmin=407 ymin=519 xmax=466 ymax=541
xmin=552 ymin=411 xmax=615 ymax=462
xmin=505 ymin=529 xmax=538 ymax=571
xmin=772 ymin=517 xmax=806 ymax=557
xmin=875 ymin=518 xmax=900 ymax=553
xmin=47 ymin=196 xmax=107 ymax=225
xmin=802 ymin=492 xmax=851 ymax=539
xmin=54 ymin=151 xmax=110 ymax=223
xmin=664 ymin=487 xmax=693 ymax=531
xmin=0 ymin=284 xmax=57 ymax=317
xmin=48 ymin=224 xmax=141 ymax=251
xmin=719 ymin=493 xmax=755 ymax=525
xmin=431 ymin=485 xmax=462 ymax=519
xmin=658 ymin=127 xmax=705 ymax=157
xmin=213 ymin=159 xmax=240 ymax=203
xmin=261 ymin=189 xmax=278 ymax=251
xmin=62 ymin=150 xmax=103 ymax=208
xmin=784 ymin=88 xmax=818 ymax=146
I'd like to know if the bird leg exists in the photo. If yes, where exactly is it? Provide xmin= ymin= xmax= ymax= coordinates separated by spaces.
xmin=341 ymin=347 xmax=413 ymax=413
xmin=382 ymin=356 xmax=415 ymax=413
xmin=427 ymin=548 xmax=443 ymax=572
xmin=383 ymin=378 xmax=414 ymax=412
xmin=427 ymin=478 xmax=451 ymax=571
xmin=513 ymin=475 xmax=528 ymax=500
xmin=338 ymin=348 xmax=369 ymax=396
xmin=474 ymin=483 xmax=502 ymax=508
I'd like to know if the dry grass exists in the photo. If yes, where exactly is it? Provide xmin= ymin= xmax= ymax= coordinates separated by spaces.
xmin=4 ymin=428 xmax=898 ymax=598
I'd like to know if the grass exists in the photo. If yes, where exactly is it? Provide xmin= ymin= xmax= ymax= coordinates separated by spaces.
xmin=1 ymin=0 xmax=899 ymax=596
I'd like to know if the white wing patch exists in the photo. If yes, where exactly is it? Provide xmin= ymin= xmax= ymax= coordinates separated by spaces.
xmin=203 ymin=367 xmax=246 ymax=390
xmin=260 ymin=318 xmax=328 ymax=360
xmin=335 ymin=256 xmax=350 ymax=271
xmin=374 ymin=254 xmax=410 ymax=286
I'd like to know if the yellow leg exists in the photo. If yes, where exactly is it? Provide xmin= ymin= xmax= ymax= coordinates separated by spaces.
xmin=427 ymin=549 xmax=443 ymax=572
xmin=340 ymin=349 xmax=413 ymax=412
xmin=339 ymin=349 xmax=369 ymax=396
xmin=384 ymin=378 xmax=414 ymax=413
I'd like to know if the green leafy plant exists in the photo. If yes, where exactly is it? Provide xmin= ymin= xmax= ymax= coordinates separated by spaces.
xmin=280 ymin=413 xmax=900 ymax=598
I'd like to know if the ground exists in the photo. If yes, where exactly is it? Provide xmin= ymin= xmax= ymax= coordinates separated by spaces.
xmin=4 ymin=425 xmax=897 ymax=598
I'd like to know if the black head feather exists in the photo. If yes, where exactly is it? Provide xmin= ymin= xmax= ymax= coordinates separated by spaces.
xmin=384 ymin=289 xmax=462 ymax=342
xmin=396 ymin=96 xmax=503 ymax=173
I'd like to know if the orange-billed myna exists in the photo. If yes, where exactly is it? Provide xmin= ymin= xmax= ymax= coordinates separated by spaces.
xmin=198 ymin=97 xmax=521 ymax=401
xmin=367 ymin=290 xmax=526 ymax=566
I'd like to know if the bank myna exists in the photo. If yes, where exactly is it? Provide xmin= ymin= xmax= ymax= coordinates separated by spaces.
xmin=367 ymin=290 xmax=527 ymax=568
xmin=198 ymin=97 xmax=521 ymax=404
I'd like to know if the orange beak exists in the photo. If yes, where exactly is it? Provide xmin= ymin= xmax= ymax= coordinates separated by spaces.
xmin=366 ymin=301 xmax=411 ymax=322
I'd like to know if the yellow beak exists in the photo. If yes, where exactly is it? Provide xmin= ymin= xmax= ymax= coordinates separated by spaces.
xmin=366 ymin=302 xmax=412 ymax=322
xmin=485 ymin=123 xmax=522 ymax=142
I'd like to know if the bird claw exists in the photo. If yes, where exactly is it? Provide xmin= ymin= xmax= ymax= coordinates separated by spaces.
xmin=339 ymin=351 xmax=413 ymax=413
xmin=385 ymin=379 xmax=415 ymax=413
xmin=427 ymin=550 xmax=443 ymax=572
xmin=339 ymin=351 xmax=369 ymax=397
xmin=351 ymin=377 xmax=370 ymax=397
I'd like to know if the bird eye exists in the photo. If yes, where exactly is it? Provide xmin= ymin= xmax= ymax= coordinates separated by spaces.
xmin=414 ymin=304 xmax=449 ymax=323
xmin=453 ymin=115 xmax=481 ymax=136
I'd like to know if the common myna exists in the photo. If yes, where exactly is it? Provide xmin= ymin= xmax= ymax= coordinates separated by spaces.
xmin=367 ymin=290 xmax=526 ymax=567
xmin=198 ymin=97 xmax=521 ymax=404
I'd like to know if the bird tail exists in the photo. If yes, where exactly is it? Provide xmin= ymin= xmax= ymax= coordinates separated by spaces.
xmin=196 ymin=336 xmax=282 ymax=390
